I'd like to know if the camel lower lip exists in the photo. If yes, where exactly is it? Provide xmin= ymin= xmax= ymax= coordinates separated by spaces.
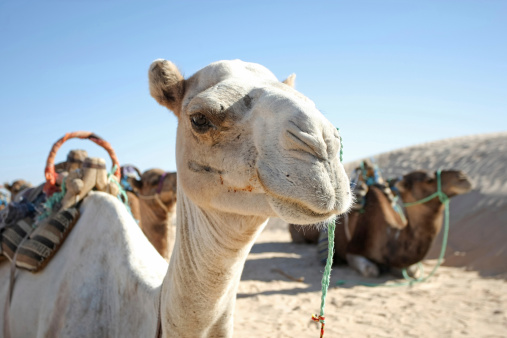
xmin=266 ymin=193 xmax=339 ymax=225
xmin=289 ymin=199 xmax=335 ymax=219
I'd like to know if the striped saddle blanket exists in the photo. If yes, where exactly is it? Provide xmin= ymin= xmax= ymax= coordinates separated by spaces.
xmin=0 ymin=186 xmax=80 ymax=272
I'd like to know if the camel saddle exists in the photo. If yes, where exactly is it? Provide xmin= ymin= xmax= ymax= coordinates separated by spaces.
xmin=0 ymin=154 xmax=121 ymax=272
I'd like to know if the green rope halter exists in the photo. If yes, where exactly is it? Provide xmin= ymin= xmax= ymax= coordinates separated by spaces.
xmin=403 ymin=170 xmax=449 ymax=207
xmin=38 ymin=177 xmax=67 ymax=222
xmin=399 ymin=169 xmax=450 ymax=284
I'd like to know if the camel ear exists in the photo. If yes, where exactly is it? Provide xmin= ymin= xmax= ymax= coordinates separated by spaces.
xmin=149 ymin=59 xmax=185 ymax=116
xmin=282 ymin=74 xmax=296 ymax=88
xmin=128 ymin=177 xmax=143 ymax=193
xmin=4 ymin=183 xmax=11 ymax=191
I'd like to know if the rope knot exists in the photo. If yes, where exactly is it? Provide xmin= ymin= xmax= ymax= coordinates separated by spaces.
xmin=312 ymin=314 xmax=326 ymax=337
xmin=312 ymin=314 xmax=325 ymax=324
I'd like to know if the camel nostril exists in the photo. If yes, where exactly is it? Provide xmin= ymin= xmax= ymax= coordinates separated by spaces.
xmin=285 ymin=123 xmax=327 ymax=160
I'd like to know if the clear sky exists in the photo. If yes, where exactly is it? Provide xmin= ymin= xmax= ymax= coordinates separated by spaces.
xmin=1 ymin=0 xmax=506 ymax=186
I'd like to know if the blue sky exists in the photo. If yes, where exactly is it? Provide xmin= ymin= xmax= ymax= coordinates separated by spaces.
xmin=1 ymin=0 xmax=506 ymax=185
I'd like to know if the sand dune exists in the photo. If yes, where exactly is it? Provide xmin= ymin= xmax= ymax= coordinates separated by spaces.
xmin=235 ymin=132 xmax=507 ymax=337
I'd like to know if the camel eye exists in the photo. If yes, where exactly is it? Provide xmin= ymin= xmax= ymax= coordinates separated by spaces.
xmin=190 ymin=113 xmax=212 ymax=133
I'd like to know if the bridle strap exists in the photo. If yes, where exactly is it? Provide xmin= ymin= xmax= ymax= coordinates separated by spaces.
xmin=138 ymin=173 xmax=170 ymax=215
xmin=156 ymin=173 xmax=168 ymax=195
xmin=402 ymin=170 xmax=449 ymax=208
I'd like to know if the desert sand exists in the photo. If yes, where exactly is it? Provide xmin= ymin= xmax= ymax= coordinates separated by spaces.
xmin=234 ymin=132 xmax=507 ymax=337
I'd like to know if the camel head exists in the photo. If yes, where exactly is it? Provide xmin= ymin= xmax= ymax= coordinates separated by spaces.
xmin=394 ymin=170 xmax=473 ymax=202
xmin=149 ymin=59 xmax=351 ymax=224
xmin=129 ymin=169 xmax=178 ymax=211
xmin=55 ymin=149 xmax=89 ymax=173
xmin=4 ymin=179 xmax=32 ymax=199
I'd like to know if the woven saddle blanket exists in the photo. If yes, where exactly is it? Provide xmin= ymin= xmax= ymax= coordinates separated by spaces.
xmin=0 ymin=184 xmax=80 ymax=272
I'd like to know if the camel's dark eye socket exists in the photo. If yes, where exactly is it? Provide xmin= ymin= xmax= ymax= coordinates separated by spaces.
xmin=190 ymin=113 xmax=212 ymax=133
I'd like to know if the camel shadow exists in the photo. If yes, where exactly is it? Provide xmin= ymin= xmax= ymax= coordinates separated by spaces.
xmin=238 ymin=241 xmax=404 ymax=298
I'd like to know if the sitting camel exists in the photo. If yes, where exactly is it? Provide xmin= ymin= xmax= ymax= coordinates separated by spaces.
xmin=0 ymin=59 xmax=351 ymax=337
xmin=337 ymin=169 xmax=472 ymax=277
xmin=127 ymin=168 xmax=178 ymax=261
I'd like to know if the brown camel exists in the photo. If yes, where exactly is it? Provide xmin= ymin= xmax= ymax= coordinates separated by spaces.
xmin=127 ymin=169 xmax=177 ymax=261
xmin=338 ymin=169 xmax=472 ymax=277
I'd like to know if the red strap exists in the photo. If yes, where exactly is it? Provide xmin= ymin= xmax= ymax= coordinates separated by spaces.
xmin=156 ymin=172 xmax=168 ymax=194
xmin=311 ymin=315 xmax=326 ymax=338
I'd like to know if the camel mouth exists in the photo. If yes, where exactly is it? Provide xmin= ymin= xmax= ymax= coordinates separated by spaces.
xmin=254 ymin=167 xmax=346 ymax=223
xmin=266 ymin=194 xmax=339 ymax=225
xmin=453 ymin=178 xmax=473 ymax=194
xmin=450 ymin=171 xmax=473 ymax=195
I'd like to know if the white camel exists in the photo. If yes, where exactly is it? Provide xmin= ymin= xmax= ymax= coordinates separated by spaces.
xmin=0 ymin=59 xmax=351 ymax=337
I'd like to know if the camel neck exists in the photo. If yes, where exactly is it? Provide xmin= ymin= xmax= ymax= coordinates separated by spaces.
xmin=405 ymin=201 xmax=445 ymax=238
xmin=399 ymin=201 xmax=446 ymax=264
xmin=138 ymin=198 xmax=174 ymax=261
xmin=160 ymin=191 xmax=267 ymax=337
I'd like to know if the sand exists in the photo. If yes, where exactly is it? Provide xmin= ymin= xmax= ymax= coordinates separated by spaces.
xmin=234 ymin=132 xmax=507 ymax=337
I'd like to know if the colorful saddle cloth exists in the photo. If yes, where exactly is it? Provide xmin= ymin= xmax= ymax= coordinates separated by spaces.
xmin=0 ymin=183 xmax=78 ymax=272
xmin=1 ymin=207 xmax=79 ymax=272
xmin=349 ymin=160 xmax=405 ymax=220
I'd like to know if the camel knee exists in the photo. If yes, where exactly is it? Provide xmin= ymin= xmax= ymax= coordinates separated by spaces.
xmin=346 ymin=253 xmax=379 ymax=277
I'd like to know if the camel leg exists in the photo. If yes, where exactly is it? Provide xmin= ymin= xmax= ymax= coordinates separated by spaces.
xmin=346 ymin=253 xmax=379 ymax=277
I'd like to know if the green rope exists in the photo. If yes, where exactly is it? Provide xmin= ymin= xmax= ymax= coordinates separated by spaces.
xmin=312 ymin=219 xmax=336 ymax=336
xmin=398 ymin=169 xmax=449 ymax=284
xmin=336 ymin=170 xmax=451 ymax=287
xmin=108 ymin=164 xmax=133 ymax=216
xmin=391 ymin=196 xmax=408 ymax=225
xmin=310 ymin=127 xmax=342 ymax=337
xmin=337 ymin=128 xmax=343 ymax=162
xmin=38 ymin=178 xmax=67 ymax=222
xmin=319 ymin=219 xmax=336 ymax=314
